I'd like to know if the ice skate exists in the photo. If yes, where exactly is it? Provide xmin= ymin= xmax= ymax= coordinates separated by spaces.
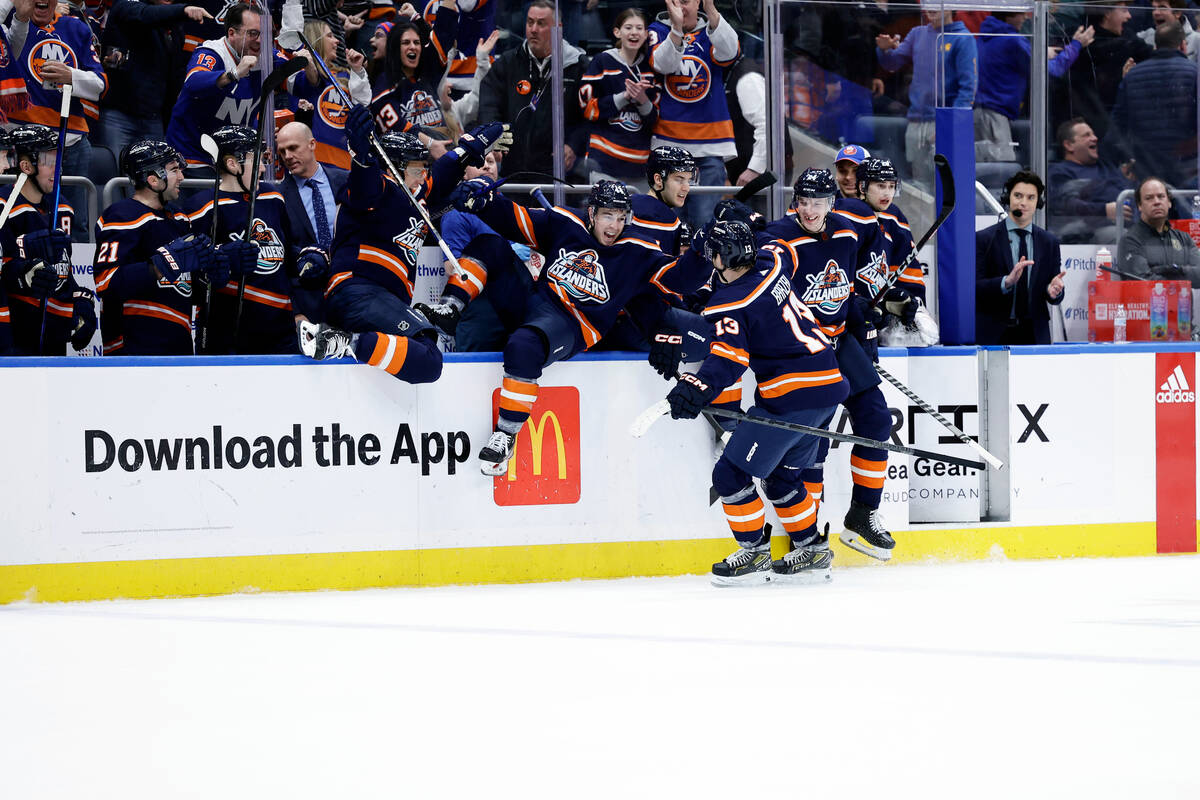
xmin=711 ymin=541 xmax=772 ymax=587
xmin=771 ymin=535 xmax=833 ymax=584
xmin=413 ymin=301 xmax=461 ymax=336
xmin=298 ymin=321 xmax=355 ymax=360
xmin=479 ymin=430 xmax=517 ymax=476
xmin=839 ymin=500 xmax=895 ymax=561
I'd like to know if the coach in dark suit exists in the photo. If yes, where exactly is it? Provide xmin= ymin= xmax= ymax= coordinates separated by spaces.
xmin=976 ymin=170 xmax=1067 ymax=345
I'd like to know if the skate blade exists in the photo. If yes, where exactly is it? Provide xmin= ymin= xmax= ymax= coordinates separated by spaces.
xmin=839 ymin=532 xmax=893 ymax=561
xmin=770 ymin=568 xmax=832 ymax=585
xmin=479 ymin=459 xmax=508 ymax=477
xmin=710 ymin=571 xmax=772 ymax=587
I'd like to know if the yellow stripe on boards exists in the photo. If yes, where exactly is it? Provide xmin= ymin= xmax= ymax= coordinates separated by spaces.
xmin=0 ymin=522 xmax=1163 ymax=604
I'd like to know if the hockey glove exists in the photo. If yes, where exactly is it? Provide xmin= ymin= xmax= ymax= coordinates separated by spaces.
xmin=690 ymin=218 xmax=717 ymax=261
xmin=846 ymin=294 xmax=880 ymax=363
xmin=667 ymin=373 xmax=715 ymax=419
xmin=451 ymin=177 xmax=496 ymax=213
xmin=346 ymin=104 xmax=376 ymax=162
xmin=217 ymin=240 xmax=260 ymax=277
xmin=883 ymin=286 xmax=918 ymax=326
xmin=714 ymin=199 xmax=766 ymax=233
xmin=153 ymin=234 xmax=214 ymax=283
xmin=454 ymin=123 xmax=512 ymax=167
xmin=649 ymin=325 xmax=684 ymax=380
xmin=20 ymin=260 xmax=58 ymax=297
xmin=70 ymin=288 xmax=97 ymax=351
xmin=296 ymin=245 xmax=330 ymax=289
xmin=16 ymin=228 xmax=71 ymax=267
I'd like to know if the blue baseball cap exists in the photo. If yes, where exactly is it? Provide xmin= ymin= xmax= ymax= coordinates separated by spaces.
xmin=835 ymin=144 xmax=870 ymax=164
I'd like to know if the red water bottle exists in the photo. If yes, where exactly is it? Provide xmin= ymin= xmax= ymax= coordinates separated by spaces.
xmin=1095 ymin=247 xmax=1111 ymax=281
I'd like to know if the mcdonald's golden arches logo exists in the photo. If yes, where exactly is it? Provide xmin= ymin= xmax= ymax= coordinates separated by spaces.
xmin=491 ymin=386 xmax=581 ymax=506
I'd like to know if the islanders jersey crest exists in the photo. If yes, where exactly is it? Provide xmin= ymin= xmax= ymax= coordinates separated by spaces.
xmin=243 ymin=219 xmax=286 ymax=275
xmin=802 ymin=259 xmax=851 ymax=315
xmin=392 ymin=218 xmax=428 ymax=266
xmin=546 ymin=248 xmax=611 ymax=304
xmin=855 ymin=248 xmax=890 ymax=296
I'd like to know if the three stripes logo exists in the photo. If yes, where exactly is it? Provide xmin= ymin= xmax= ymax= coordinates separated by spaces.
xmin=1156 ymin=365 xmax=1195 ymax=404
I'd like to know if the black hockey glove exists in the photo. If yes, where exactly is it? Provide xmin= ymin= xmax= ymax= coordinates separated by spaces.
xmin=17 ymin=228 xmax=71 ymax=267
xmin=667 ymin=373 xmax=715 ymax=420
xmin=296 ymin=246 xmax=330 ymax=289
xmin=70 ymin=288 xmax=97 ymax=351
xmin=883 ymin=286 xmax=918 ymax=325
xmin=152 ymin=234 xmax=213 ymax=284
xmin=1151 ymin=263 xmax=1187 ymax=280
xmin=20 ymin=260 xmax=58 ymax=298
xmin=451 ymin=177 xmax=495 ymax=213
xmin=217 ymin=240 xmax=260 ymax=277
xmin=454 ymin=122 xmax=512 ymax=167
xmin=649 ymin=325 xmax=684 ymax=380
xmin=714 ymin=198 xmax=766 ymax=233
xmin=346 ymin=103 xmax=375 ymax=163
xmin=846 ymin=294 xmax=880 ymax=363
xmin=690 ymin=218 xmax=717 ymax=260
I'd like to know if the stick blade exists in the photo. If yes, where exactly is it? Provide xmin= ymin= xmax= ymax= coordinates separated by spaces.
xmin=732 ymin=171 xmax=777 ymax=202
xmin=933 ymin=153 xmax=955 ymax=211
xmin=262 ymin=57 xmax=308 ymax=100
xmin=629 ymin=399 xmax=671 ymax=438
xmin=199 ymin=134 xmax=219 ymax=163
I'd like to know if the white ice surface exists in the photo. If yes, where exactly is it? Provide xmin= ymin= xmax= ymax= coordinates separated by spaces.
xmin=3 ymin=555 xmax=1199 ymax=799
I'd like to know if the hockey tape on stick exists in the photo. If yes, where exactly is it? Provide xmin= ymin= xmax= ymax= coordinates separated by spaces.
xmin=198 ymin=133 xmax=221 ymax=354
xmin=629 ymin=399 xmax=671 ymax=438
xmin=874 ymin=364 xmax=1004 ymax=471
xmin=732 ymin=171 xmax=777 ymax=203
xmin=0 ymin=173 xmax=29 ymax=229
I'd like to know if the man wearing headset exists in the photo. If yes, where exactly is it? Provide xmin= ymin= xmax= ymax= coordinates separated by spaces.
xmin=976 ymin=169 xmax=1067 ymax=345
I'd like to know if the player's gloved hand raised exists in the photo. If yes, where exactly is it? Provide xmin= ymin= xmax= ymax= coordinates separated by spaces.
xmin=690 ymin=219 xmax=717 ymax=260
xmin=217 ymin=240 xmax=259 ymax=277
xmin=151 ymin=234 xmax=212 ymax=284
xmin=455 ymin=123 xmax=512 ymax=167
xmin=667 ymin=373 xmax=714 ymax=420
xmin=296 ymin=245 xmax=330 ymax=289
xmin=346 ymin=103 xmax=375 ymax=161
xmin=451 ymin=177 xmax=495 ymax=213
xmin=17 ymin=228 xmax=71 ymax=267
xmin=714 ymin=199 xmax=765 ymax=232
xmin=649 ymin=325 xmax=684 ymax=380
xmin=70 ymin=288 xmax=97 ymax=351
xmin=883 ymin=286 xmax=918 ymax=325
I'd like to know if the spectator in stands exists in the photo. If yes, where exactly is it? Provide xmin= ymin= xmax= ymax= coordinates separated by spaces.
xmin=875 ymin=3 xmax=976 ymax=186
xmin=1062 ymin=0 xmax=1151 ymax=140
xmin=476 ymin=0 xmax=587 ymax=182
xmin=1138 ymin=0 xmax=1199 ymax=60
xmin=1106 ymin=22 xmax=1198 ymax=189
xmin=647 ymin=0 xmax=741 ymax=231
xmin=423 ymin=0 xmax=496 ymax=98
xmin=722 ymin=55 xmax=772 ymax=192
xmin=975 ymin=8 xmax=1031 ymax=162
xmin=1117 ymin=176 xmax=1200 ymax=285
xmin=99 ymin=1 xmax=214 ymax=162
xmin=579 ymin=8 xmax=657 ymax=192
xmin=289 ymin=18 xmax=369 ymax=172
xmin=438 ymin=28 xmax=499 ymax=132
xmin=370 ymin=3 xmax=457 ymax=138
xmin=976 ymin=169 xmax=1066 ymax=345
xmin=833 ymin=143 xmax=869 ymax=199
xmin=1047 ymin=117 xmax=1134 ymax=244
xmin=180 ymin=0 xmax=227 ymax=57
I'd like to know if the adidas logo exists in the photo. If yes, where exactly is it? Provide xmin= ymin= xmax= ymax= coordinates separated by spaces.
xmin=1156 ymin=365 xmax=1196 ymax=404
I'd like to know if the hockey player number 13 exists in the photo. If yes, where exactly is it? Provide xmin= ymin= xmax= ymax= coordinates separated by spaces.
xmin=780 ymin=294 xmax=830 ymax=353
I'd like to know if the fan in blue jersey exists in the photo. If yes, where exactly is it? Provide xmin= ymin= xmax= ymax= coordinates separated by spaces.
xmin=94 ymin=139 xmax=245 ymax=355
xmin=370 ymin=11 xmax=457 ymax=138
xmin=296 ymin=104 xmax=509 ymax=384
xmin=0 ymin=126 xmax=90 ymax=356
xmin=183 ymin=125 xmax=328 ymax=355
xmin=757 ymin=168 xmax=898 ymax=561
xmin=440 ymin=178 xmax=710 ymax=476
xmin=665 ymin=220 xmax=849 ymax=585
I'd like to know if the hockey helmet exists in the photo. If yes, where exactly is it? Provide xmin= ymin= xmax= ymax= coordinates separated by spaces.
xmin=587 ymin=179 xmax=633 ymax=214
xmin=378 ymin=130 xmax=430 ymax=169
xmin=9 ymin=124 xmax=58 ymax=165
xmin=792 ymin=168 xmax=838 ymax=202
xmin=212 ymin=125 xmax=258 ymax=165
xmin=646 ymin=145 xmax=698 ymax=186
xmin=706 ymin=220 xmax=756 ymax=274
xmin=120 ymin=139 xmax=184 ymax=187
xmin=856 ymin=157 xmax=901 ymax=198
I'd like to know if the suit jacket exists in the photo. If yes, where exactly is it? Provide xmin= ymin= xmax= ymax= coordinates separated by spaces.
xmin=975 ymin=220 xmax=1064 ymax=345
xmin=281 ymin=166 xmax=348 ymax=245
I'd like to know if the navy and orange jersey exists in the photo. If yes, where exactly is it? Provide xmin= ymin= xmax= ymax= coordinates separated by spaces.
xmin=422 ymin=0 xmax=492 ymax=89
xmin=579 ymin=49 xmax=657 ymax=177
xmin=0 ymin=192 xmax=78 ymax=353
xmin=93 ymin=198 xmax=197 ymax=355
xmin=646 ymin=13 xmax=739 ymax=158
xmin=289 ymin=72 xmax=352 ymax=171
xmin=475 ymin=196 xmax=708 ymax=349
xmin=627 ymin=193 xmax=686 ymax=256
xmin=759 ymin=211 xmax=861 ymax=340
xmin=326 ymin=148 xmax=467 ymax=304
xmin=832 ymin=196 xmax=889 ymax=303
xmin=695 ymin=259 xmax=848 ymax=416
xmin=8 ymin=14 xmax=107 ymax=135
xmin=166 ymin=41 xmax=289 ymax=166
xmin=370 ymin=79 xmax=447 ymax=135
xmin=875 ymin=204 xmax=924 ymax=303
xmin=0 ymin=286 xmax=11 ymax=354
xmin=182 ymin=186 xmax=301 ymax=352
xmin=179 ymin=0 xmax=226 ymax=55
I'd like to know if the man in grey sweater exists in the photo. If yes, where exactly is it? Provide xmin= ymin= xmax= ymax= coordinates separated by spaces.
xmin=1117 ymin=176 xmax=1200 ymax=285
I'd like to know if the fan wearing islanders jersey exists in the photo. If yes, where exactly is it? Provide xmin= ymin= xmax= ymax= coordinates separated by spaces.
xmin=421 ymin=0 xmax=493 ymax=96
xmin=664 ymin=220 xmax=848 ymax=586
xmin=296 ymin=104 xmax=510 ymax=383
xmin=287 ymin=19 xmax=372 ymax=172
xmin=182 ymin=126 xmax=331 ymax=355
xmin=434 ymin=179 xmax=710 ymax=476
xmin=94 ymin=140 xmax=254 ymax=355
xmin=371 ymin=8 xmax=457 ymax=138
xmin=764 ymin=168 xmax=897 ymax=563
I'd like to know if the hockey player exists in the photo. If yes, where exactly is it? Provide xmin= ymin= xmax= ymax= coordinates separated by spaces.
xmin=765 ymin=169 xmax=898 ymax=560
xmin=0 ymin=125 xmax=95 ymax=356
xmin=297 ymin=104 xmax=509 ymax=382
xmin=183 ymin=125 xmax=331 ymax=354
xmin=94 ymin=139 xmax=257 ymax=355
xmin=665 ymin=220 xmax=848 ymax=585
xmin=855 ymin=156 xmax=924 ymax=314
xmin=435 ymin=178 xmax=709 ymax=475
xmin=627 ymin=145 xmax=695 ymax=256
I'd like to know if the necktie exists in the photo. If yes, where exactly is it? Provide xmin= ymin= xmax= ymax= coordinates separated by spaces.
xmin=1012 ymin=228 xmax=1030 ymax=322
xmin=306 ymin=177 xmax=331 ymax=252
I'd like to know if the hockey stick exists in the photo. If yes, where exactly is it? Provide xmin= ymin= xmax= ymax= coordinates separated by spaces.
xmin=232 ymin=57 xmax=309 ymax=352
xmin=0 ymin=173 xmax=29 ymax=229
xmin=531 ymin=187 xmax=552 ymax=211
xmin=874 ymin=364 xmax=1004 ymax=470
xmin=297 ymin=32 xmax=465 ymax=279
xmin=630 ymin=398 xmax=986 ymax=470
xmin=732 ymin=170 xmax=776 ymax=202
xmin=39 ymin=84 xmax=72 ymax=356
xmin=868 ymin=154 xmax=955 ymax=310
xmin=197 ymin=134 xmax=221 ymax=354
